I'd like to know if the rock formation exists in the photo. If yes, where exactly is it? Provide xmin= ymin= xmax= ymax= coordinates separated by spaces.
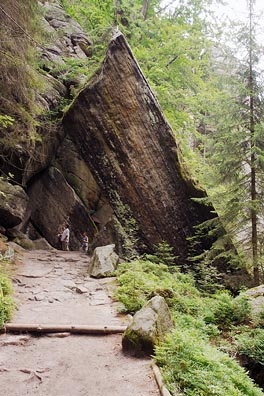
xmin=0 ymin=179 xmax=29 ymax=229
xmin=27 ymin=167 xmax=95 ymax=250
xmin=122 ymin=295 xmax=174 ymax=356
xmin=89 ymin=244 xmax=119 ymax=278
xmin=63 ymin=32 xmax=215 ymax=262
xmin=0 ymin=2 xmax=221 ymax=266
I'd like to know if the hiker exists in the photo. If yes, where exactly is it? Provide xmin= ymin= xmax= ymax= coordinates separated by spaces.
xmin=81 ymin=232 xmax=89 ymax=253
xmin=61 ymin=223 xmax=70 ymax=251
xmin=57 ymin=223 xmax=65 ymax=250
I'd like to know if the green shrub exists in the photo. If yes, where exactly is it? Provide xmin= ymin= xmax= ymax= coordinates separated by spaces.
xmin=144 ymin=241 xmax=178 ymax=266
xmin=204 ymin=291 xmax=252 ymax=330
xmin=155 ymin=328 xmax=264 ymax=396
xmin=235 ymin=329 xmax=264 ymax=365
xmin=0 ymin=267 xmax=15 ymax=328
xmin=115 ymin=258 xmax=263 ymax=395
xmin=115 ymin=259 xmax=199 ymax=314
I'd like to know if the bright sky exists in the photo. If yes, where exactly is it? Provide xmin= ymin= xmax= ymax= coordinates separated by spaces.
xmin=214 ymin=0 xmax=264 ymax=21
xmin=161 ymin=0 xmax=264 ymax=60
xmin=161 ymin=0 xmax=264 ymax=22
xmin=214 ymin=0 xmax=264 ymax=57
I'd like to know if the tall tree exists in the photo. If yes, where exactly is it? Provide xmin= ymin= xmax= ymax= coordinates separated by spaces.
xmin=199 ymin=0 xmax=264 ymax=284
xmin=248 ymin=0 xmax=259 ymax=284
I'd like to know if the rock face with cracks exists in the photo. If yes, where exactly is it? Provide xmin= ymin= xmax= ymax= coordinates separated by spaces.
xmin=63 ymin=32 xmax=214 ymax=263
xmin=0 ymin=179 xmax=29 ymax=229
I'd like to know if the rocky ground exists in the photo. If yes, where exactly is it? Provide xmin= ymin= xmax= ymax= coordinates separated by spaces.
xmin=0 ymin=249 xmax=160 ymax=396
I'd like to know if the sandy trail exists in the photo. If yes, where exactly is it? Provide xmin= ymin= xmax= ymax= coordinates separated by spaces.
xmin=0 ymin=249 xmax=160 ymax=396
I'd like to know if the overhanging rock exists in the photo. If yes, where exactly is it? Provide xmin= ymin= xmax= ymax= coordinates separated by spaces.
xmin=63 ymin=33 xmax=215 ymax=263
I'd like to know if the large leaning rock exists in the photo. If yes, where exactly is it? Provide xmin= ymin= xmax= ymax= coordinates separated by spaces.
xmin=0 ymin=179 xmax=29 ymax=229
xmin=89 ymin=244 xmax=119 ymax=278
xmin=63 ymin=32 xmax=215 ymax=264
xmin=122 ymin=296 xmax=174 ymax=356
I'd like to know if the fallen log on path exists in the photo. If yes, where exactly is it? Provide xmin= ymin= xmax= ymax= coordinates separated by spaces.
xmin=4 ymin=323 xmax=127 ymax=335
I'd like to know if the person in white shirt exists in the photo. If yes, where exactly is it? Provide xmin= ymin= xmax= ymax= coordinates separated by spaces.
xmin=61 ymin=224 xmax=70 ymax=251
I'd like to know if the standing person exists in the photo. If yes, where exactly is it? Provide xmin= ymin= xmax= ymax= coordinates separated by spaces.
xmin=61 ymin=224 xmax=70 ymax=251
xmin=81 ymin=232 xmax=89 ymax=254
xmin=57 ymin=223 xmax=65 ymax=250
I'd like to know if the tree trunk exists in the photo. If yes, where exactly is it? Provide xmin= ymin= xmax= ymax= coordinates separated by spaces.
xmin=249 ymin=0 xmax=259 ymax=285
xmin=142 ymin=0 xmax=151 ymax=20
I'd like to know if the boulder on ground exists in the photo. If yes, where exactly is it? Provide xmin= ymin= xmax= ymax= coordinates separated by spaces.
xmin=244 ymin=285 xmax=264 ymax=315
xmin=0 ymin=179 xmax=29 ymax=229
xmin=89 ymin=244 xmax=119 ymax=278
xmin=122 ymin=296 xmax=174 ymax=357
xmin=32 ymin=238 xmax=53 ymax=250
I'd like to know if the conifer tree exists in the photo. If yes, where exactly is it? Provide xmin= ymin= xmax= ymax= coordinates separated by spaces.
xmin=201 ymin=0 xmax=264 ymax=285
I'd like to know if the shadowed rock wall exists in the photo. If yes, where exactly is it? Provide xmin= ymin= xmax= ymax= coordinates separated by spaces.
xmin=63 ymin=33 xmax=214 ymax=263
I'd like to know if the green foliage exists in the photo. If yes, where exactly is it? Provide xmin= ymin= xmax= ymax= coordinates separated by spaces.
xmin=0 ymin=259 xmax=15 ymax=328
xmin=0 ymin=0 xmax=44 ymax=147
xmin=235 ymin=328 xmax=264 ymax=365
xmin=115 ymin=259 xmax=199 ymax=314
xmin=204 ymin=292 xmax=252 ymax=330
xmin=0 ymin=115 xmax=14 ymax=128
xmin=192 ymin=3 xmax=264 ymax=283
xmin=193 ymin=261 xmax=224 ymax=294
xmin=115 ymin=258 xmax=264 ymax=395
xmin=155 ymin=328 xmax=264 ymax=396
xmin=112 ymin=193 xmax=140 ymax=260
xmin=144 ymin=241 xmax=178 ymax=266
xmin=61 ymin=0 xmax=215 ymax=157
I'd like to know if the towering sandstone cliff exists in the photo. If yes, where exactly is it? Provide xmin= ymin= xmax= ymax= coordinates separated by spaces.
xmin=0 ymin=2 xmax=215 ymax=264
xmin=63 ymin=32 xmax=214 ymax=262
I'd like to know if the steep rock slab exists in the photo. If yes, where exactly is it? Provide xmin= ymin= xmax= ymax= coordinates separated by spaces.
xmin=55 ymin=136 xmax=103 ymax=211
xmin=63 ymin=33 xmax=214 ymax=263
xmin=27 ymin=167 xmax=95 ymax=249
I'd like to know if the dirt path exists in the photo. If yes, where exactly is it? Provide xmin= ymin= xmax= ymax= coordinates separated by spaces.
xmin=0 ymin=249 xmax=160 ymax=396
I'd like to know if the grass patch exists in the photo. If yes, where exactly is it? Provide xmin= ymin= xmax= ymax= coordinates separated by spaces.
xmin=115 ymin=258 xmax=264 ymax=396
xmin=155 ymin=327 xmax=263 ymax=396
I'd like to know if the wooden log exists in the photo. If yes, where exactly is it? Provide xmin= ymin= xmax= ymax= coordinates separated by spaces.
xmin=4 ymin=323 xmax=127 ymax=335
xmin=152 ymin=363 xmax=173 ymax=396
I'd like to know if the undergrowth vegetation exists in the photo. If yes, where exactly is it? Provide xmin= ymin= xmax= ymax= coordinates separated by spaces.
xmin=115 ymin=257 xmax=264 ymax=396
xmin=0 ymin=250 xmax=15 ymax=328
xmin=0 ymin=0 xmax=44 ymax=146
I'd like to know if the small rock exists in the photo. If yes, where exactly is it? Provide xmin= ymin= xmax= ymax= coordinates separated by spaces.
xmin=48 ymin=298 xmax=54 ymax=303
xmin=63 ymin=280 xmax=76 ymax=290
xmin=75 ymin=286 xmax=88 ymax=294
xmin=34 ymin=294 xmax=45 ymax=301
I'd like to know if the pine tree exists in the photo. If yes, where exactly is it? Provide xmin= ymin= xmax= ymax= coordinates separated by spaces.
xmin=200 ymin=0 xmax=264 ymax=285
